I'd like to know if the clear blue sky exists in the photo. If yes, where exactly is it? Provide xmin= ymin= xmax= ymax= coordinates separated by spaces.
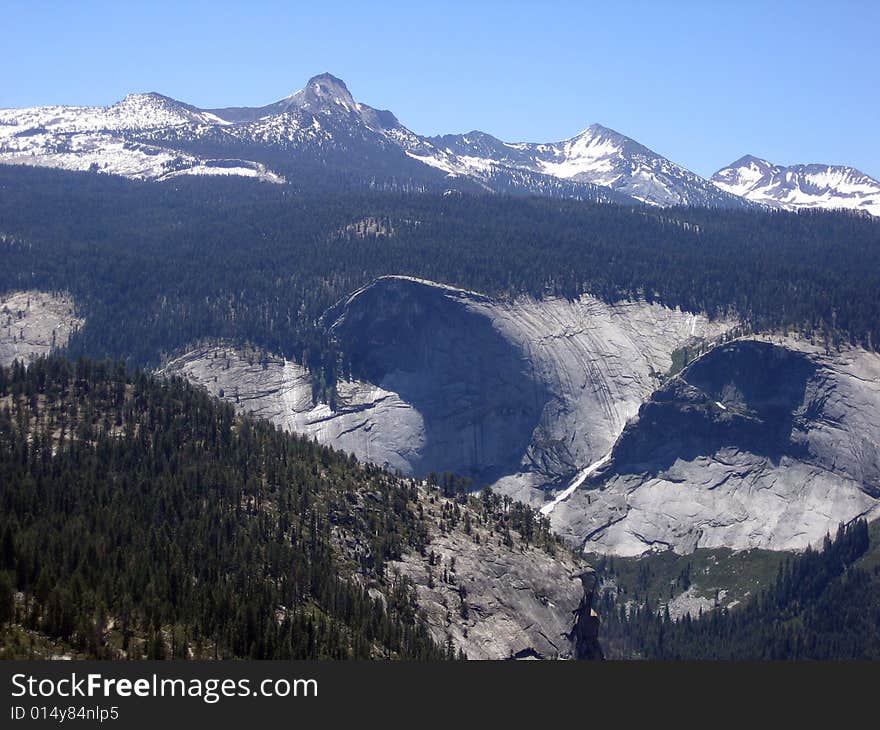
xmin=3 ymin=0 xmax=878 ymax=178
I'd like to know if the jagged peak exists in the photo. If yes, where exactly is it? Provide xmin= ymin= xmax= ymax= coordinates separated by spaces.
xmin=583 ymin=122 xmax=615 ymax=135
xmin=267 ymin=73 xmax=404 ymax=131
xmin=573 ymin=123 xmax=627 ymax=140
xmin=717 ymin=156 xmax=874 ymax=181
xmin=461 ymin=129 xmax=502 ymax=141
xmin=563 ymin=123 xmax=660 ymax=161
xmin=289 ymin=72 xmax=356 ymax=110
xmin=306 ymin=72 xmax=351 ymax=93
xmin=565 ymin=123 xmax=646 ymax=153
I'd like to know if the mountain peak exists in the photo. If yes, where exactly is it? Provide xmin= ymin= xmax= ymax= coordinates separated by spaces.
xmin=727 ymin=154 xmax=773 ymax=170
xmin=296 ymin=72 xmax=356 ymax=110
xmin=570 ymin=124 xmax=646 ymax=154
xmin=584 ymin=122 xmax=614 ymax=135
xmin=712 ymin=155 xmax=880 ymax=215
xmin=116 ymin=91 xmax=168 ymax=105
xmin=270 ymin=73 xmax=405 ymax=131
xmin=306 ymin=72 xmax=349 ymax=88
xmin=579 ymin=123 xmax=629 ymax=140
xmin=710 ymin=156 xmax=776 ymax=195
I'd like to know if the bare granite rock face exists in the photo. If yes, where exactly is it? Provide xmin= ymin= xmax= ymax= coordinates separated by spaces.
xmin=388 ymin=486 xmax=601 ymax=660
xmin=549 ymin=338 xmax=880 ymax=556
xmin=164 ymin=278 xmax=880 ymax=560
xmin=160 ymin=344 xmax=426 ymax=475
xmin=0 ymin=290 xmax=83 ymax=367
xmin=165 ymin=276 xmax=730 ymax=505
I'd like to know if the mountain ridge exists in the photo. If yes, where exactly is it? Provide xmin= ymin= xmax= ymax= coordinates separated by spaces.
xmin=0 ymin=72 xmax=875 ymax=214
xmin=712 ymin=154 xmax=880 ymax=216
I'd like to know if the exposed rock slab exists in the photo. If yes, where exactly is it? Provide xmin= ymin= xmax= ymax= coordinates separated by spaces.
xmin=160 ymin=345 xmax=425 ymax=476
xmin=165 ymin=276 xmax=731 ymax=503
xmin=389 ymin=487 xmax=599 ymax=660
xmin=164 ymin=281 xmax=880 ymax=559
xmin=550 ymin=338 xmax=880 ymax=556
xmin=0 ymin=290 xmax=83 ymax=367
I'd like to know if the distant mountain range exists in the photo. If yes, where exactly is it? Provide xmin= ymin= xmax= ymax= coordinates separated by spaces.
xmin=712 ymin=155 xmax=880 ymax=216
xmin=2 ymin=72 xmax=878 ymax=216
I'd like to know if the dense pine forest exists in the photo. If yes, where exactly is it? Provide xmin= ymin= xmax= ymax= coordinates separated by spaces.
xmin=1 ymin=167 xmax=878 ymax=399
xmin=0 ymin=356 xmax=454 ymax=659
xmin=597 ymin=520 xmax=880 ymax=659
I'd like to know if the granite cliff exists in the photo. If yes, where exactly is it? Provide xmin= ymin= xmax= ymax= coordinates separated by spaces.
xmin=550 ymin=339 xmax=880 ymax=555
xmin=165 ymin=278 xmax=880 ymax=560
xmin=166 ymin=276 xmax=730 ymax=505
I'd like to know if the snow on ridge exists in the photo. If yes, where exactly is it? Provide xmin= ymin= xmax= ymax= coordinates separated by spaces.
xmin=2 ymin=74 xmax=875 ymax=212
xmin=0 ymin=92 xmax=225 ymax=134
xmin=0 ymin=93 xmax=282 ymax=183
xmin=712 ymin=157 xmax=880 ymax=217
xmin=430 ymin=123 xmax=739 ymax=207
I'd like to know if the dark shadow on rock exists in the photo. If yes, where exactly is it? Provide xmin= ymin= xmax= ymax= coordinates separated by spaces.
xmin=326 ymin=277 xmax=551 ymax=484
xmin=607 ymin=341 xmax=819 ymax=477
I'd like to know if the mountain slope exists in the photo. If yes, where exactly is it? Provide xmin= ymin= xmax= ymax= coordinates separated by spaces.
xmin=0 ymin=290 xmax=82 ymax=367
xmin=712 ymin=155 xmax=880 ymax=216
xmin=0 ymin=72 xmax=740 ymax=206
xmin=0 ymin=92 xmax=225 ymax=133
xmin=0 ymin=355 xmax=601 ymax=660
xmin=0 ymin=91 xmax=282 ymax=182
xmin=164 ymin=276 xmax=733 ymax=505
xmin=433 ymin=125 xmax=749 ymax=208
xmin=166 ymin=291 xmax=880 ymax=563
xmin=549 ymin=337 xmax=880 ymax=556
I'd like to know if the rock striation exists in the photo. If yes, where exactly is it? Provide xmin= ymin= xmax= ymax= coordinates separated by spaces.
xmin=165 ymin=279 xmax=880 ymax=559
xmin=388 ymin=485 xmax=601 ymax=660
xmin=550 ymin=338 xmax=880 ymax=555
xmin=165 ymin=276 xmax=731 ymax=504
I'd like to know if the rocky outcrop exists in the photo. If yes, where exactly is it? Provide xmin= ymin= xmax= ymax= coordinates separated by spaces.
xmin=388 ymin=485 xmax=602 ymax=660
xmin=165 ymin=281 xmax=880 ymax=560
xmin=0 ymin=290 xmax=82 ymax=367
xmin=569 ymin=570 xmax=603 ymax=659
xmin=550 ymin=338 xmax=880 ymax=555
xmin=159 ymin=344 xmax=427 ymax=476
xmin=165 ymin=276 xmax=731 ymax=505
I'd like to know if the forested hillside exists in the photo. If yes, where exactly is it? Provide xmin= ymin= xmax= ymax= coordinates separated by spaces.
xmin=0 ymin=356 xmax=452 ymax=659
xmin=0 ymin=167 xmax=878 ymax=398
xmin=598 ymin=520 xmax=880 ymax=659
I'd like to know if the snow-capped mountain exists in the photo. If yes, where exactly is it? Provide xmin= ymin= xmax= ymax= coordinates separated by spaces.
xmin=431 ymin=125 xmax=747 ymax=207
xmin=0 ymin=73 xmax=722 ymax=204
xmin=0 ymin=91 xmax=283 ymax=182
xmin=0 ymin=73 xmax=737 ymax=205
xmin=142 ymin=73 xmax=637 ymax=202
xmin=204 ymin=72 xmax=400 ymax=128
xmin=712 ymin=155 xmax=880 ymax=217
xmin=1 ymin=72 xmax=875 ymax=215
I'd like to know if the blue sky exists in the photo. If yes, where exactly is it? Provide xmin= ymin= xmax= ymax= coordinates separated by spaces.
xmin=3 ymin=0 xmax=878 ymax=178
